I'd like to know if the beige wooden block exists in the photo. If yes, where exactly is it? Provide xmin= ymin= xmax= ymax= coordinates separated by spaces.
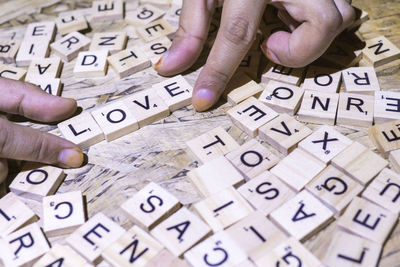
xmin=25 ymin=57 xmax=62 ymax=82
xmin=348 ymin=7 xmax=369 ymax=30
xmin=137 ymin=36 xmax=171 ymax=64
xmin=139 ymin=0 xmax=170 ymax=9
xmin=374 ymin=91 xmax=400 ymax=124
xmin=91 ymin=100 xmax=139 ymax=141
xmin=16 ymin=39 xmax=50 ymax=67
xmin=322 ymin=230 xmax=381 ymax=267
xmin=126 ymin=4 xmax=166 ymax=26
xmin=9 ymin=163 xmax=65 ymax=202
xmin=42 ymin=191 xmax=86 ymax=237
xmin=91 ymin=0 xmax=124 ymax=22
xmin=270 ymin=148 xmax=326 ymax=191
xmin=0 ymin=63 xmax=26 ymax=80
xmin=124 ymin=88 xmax=170 ymax=127
xmin=29 ymin=78 xmax=62 ymax=96
xmin=331 ymin=142 xmax=388 ymax=185
xmin=50 ymin=31 xmax=91 ymax=62
xmin=56 ymin=14 xmax=88 ymax=35
xmin=362 ymin=36 xmax=400 ymax=67
xmin=302 ymin=66 xmax=342 ymax=93
xmin=0 ymin=192 xmax=37 ymax=238
xmin=369 ymin=119 xmax=400 ymax=156
xmin=227 ymin=96 xmax=278 ymax=137
xmin=259 ymin=114 xmax=312 ymax=155
xmin=33 ymin=244 xmax=93 ymax=267
xmin=153 ymin=75 xmax=193 ymax=111
xmin=187 ymin=156 xmax=245 ymax=197
xmin=389 ymin=149 xmax=400 ymax=173
xmin=89 ymin=32 xmax=127 ymax=54
xmin=144 ymin=249 xmax=190 ymax=267
xmin=236 ymin=259 xmax=257 ymax=267
xmin=121 ymin=182 xmax=181 ymax=230
xmin=102 ymin=225 xmax=163 ymax=267
xmin=237 ymin=171 xmax=296 ymax=216
xmin=136 ymin=19 xmax=175 ymax=42
xmin=0 ymin=39 xmax=20 ymax=63
xmin=225 ymin=139 xmax=279 ymax=180
xmin=73 ymin=50 xmax=109 ymax=77
xmin=298 ymin=125 xmax=353 ymax=164
xmin=342 ymin=67 xmax=380 ymax=95
xmin=306 ymin=165 xmax=363 ymax=216
xmin=58 ymin=112 xmax=105 ymax=149
xmin=226 ymin=75 xmax=264 ymax=105
xmin=184 ymin=231 xmax=248 ymax=266
xmin=270 ymin=190 xmax=333 ymax=241
xmin=261 ymin=62 xmax=305 ymax=85
xmin=108 ymin=47 xmax=151 ymax=78
xmin=237 ymin=50 xmax=261 ymax=80
xmin=259 ymin=80 xmax=304 ymax=115
xmin=297 ymin=90 xmax=339 ymax=125
xmin=337 ymin=92 xmax=374 ymax=127
xmin=163 ymin=4 xmax=182 ymax=31
xmin=24 ymin=21 xmax=56 ymax=41
xmin=150 ymin=207 xmax=211 ymax=257
xmin=337 ymin=197 xmax=397 ymax=244
xmin=66 ymin=212 xmax=126 ymax=263
xmin=186 ymin=126 xmax=240 ymax=163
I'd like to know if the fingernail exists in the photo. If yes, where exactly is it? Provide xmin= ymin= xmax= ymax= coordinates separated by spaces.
xmin=58 ymin=148 xmax=84 ymax=168
xmin=193 ymin=88 xmax=216 ymax=111
xmin=154 ymin=50 xmax=169 ymax=71
xmin=261 ymin=42 xmax=280 ymax=64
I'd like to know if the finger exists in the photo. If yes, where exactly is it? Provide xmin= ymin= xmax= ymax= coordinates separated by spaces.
xmin=277 ymin=10 xmax=299 ymax=32
xmin=332 ymin=0 xmax=356 ymax=31
xmin=155 ymin=0 xmax=216 ymax=76
xmin=192 ymin=0 xmax=267 ymax=111
xmin=0 ymin=118 xmax=83 ymax=168
xmin=0 ymin=78 xmax=77 ymax=122
xmin=0 ymin=159 xmax=7 ymax=184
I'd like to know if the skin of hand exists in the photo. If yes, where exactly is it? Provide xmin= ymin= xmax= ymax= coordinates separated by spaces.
xmin=0 ymin=78 xmax=84 ymax=183
xmin=155 ymin=0 xmax=355 ymax=111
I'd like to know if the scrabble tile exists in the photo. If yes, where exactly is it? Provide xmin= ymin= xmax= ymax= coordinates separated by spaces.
xmin=322 ymin=230 xmax=381 ymax=267
xmin=362 ymin=36 xmax=400 ymax=67
xmin=389 ymin=149 xmax=400 ymax=173
xmin=187 ymin=156 xmax=245 ymax=197
xmin=342 ymin=67 xmax=380 ymax=95
xmin=126 ymin=4 xmax=166 ymax=26
xmin=138 ymin=36 xmax=172 ymax=64
xmin=102 ymin=225 xmax=163 ymax=267
xmin=225 ymin=139 xmax=279 ymax=180
xmin=89 ymin=32 xmax=127 ymax=54
xmin=153 ymin=75 xmax=193 ymax=111
xmin=136 ymin=19 xmax=175 ymax=42
xmin=302 ymin=66 xmax=342 ymax=93
xmin=108 ymin=47 xmax=151 ymax=78
xmin=270 ymin=148 xmax=326 ymax=191
xmin=91 ymin=100 xmax=139 ymax=141
xmin=337 ymin=92 xmax=374 ymax=127
xmin=163 ymin=5 xmax=182 ymax=30
xmin=91 ymin=0 xmax=124 ymax=22
xmin=25 ymin=57 xmax=62 ymax=82
xmin=184 ymin=231 xmax=248 ymax=266
xmin=226 ymin=75 xmax=264 ymax=105
xmin=121 ymin=182 xmax=181 ymax=230
xmin=144 ymin=249 xmax=190 ymax=267
xmin=237 ymin=172 xmax=296 ymax=216
xmin=194 ymin=187 xmax=253 ymax=232
xmin=374 ymin=91 xmax=400 ymax=124
xmin=124 ymin=88 xmax=170 ymax=127
xmin=270 ymin=190 xmax=334 ymax=241
xmin=298 ymin=125 xmax=353 ymax=164
xmin=42 ymin=191 xmax=86 ymax=237
xmin=16 ymin=39 xmax=50 ymax=67
xmin=0 ymin=39 xmax=20 ymax=63
xmin=337 ymin=197 xmax=397 ymax=244
xmin=33 ymin=244 xmax=92 ymax=267
xmin=306 ymin=165 xmax=363 ymax=216
xmin=56 ymin=14 xmax=88 ymax=35
xmin=261 ymin=62 xmax=305 ymax=85
xmin=368 ymin=119 xmax=400 ymax=156
xmin=150 ymin=207 xmax=211 ymax=257
xmin=50 ymin=32 xmax=91 ymax=62
xmin=58 ymin=112 xmax=105 ymax=149
xmin=0 ymin=192 xmax=37 ymax=238
xmin=66 ymin=212 xmax=126 ymax=263
xmin=140 ymin=0 xmax=170 ymax=9
xmin=29 ymin=78 xmax=62 ymax=96
xmin=237 ymin=50 xmax=261 ymax=80
xmin=348 ymin=7 xmax=369 ymax=30
xmin=236 ymin=259 xmax=257 ymax=267
xmin=24 ymin=21 xmax=56 ymax=41
xmin=186 ymin=126 xmax=240 ymax=163
xmin=297 ymin=90 xmax=339 ymax=125
xmin=362 ymin=168 xmax=400 ymax=214
xmin=227 ymin=96 xmax=278 ymax=137
xmin=331 ymin=142 xmax=388 ymax=185
xmin=259 ymin=80 xmax=305 ymax=115
xmin=258 ymin=114 xmax=312 ymax=155
xmin=73 ymin=50 xmax=109 ymax=77
xmin=0 ymin=63 xmax=26 ymax=80
xmin=9 ymin=163 xmax=65 ymax=201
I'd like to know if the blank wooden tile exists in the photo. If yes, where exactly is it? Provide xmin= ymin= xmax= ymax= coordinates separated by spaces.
xmin=337 ymin=92 xmax=374 ymax=127
xmin=89 ymin=32 xmax=127 ymax=54
xmin=144 ymin=249 xmax=190 ymax=267
xmin=0 ymin=39 xmax=20 ymax=63
xmin=389 ymin=149 xmax=400 ymax=173
xmin=91 ymin=0 xmax=124 ymax=22
xmin=121 ymin=182 xmax=181 ymax=230
xmin=43 ymin=190 xmax=86 ymax=237
xmin=16 ymin=39 xmax=50 ymax=67
xmin=270 ymin=190 xmax=333 ymax=241
xmin=261 ymin=62 xmax=305 ymax=85
xmin=56 ymin=14 xmax=88 ymax=35
xmin=108 ymin=47 xmax=151 ymax=78
xmin=9 ymin=163 xmax=65 ymax=201
xmin=73 ymin=50 xmax=109 ymax=77
xmin=24 ymin=21 xmax=56 ymax=41
xmin=153 ymin=75 xmax=193 ymax=111
xmin=139 ymin=0 xmax=170 ymax=9
xmin=302 ymin=66 xmax=342 ymax=93
xmin=270 ymin=148 xmax=326 ymax=191
xmin=50 ymin=31 xmax=91 ymax=62
xmin=25 ymin=57 xmax=62 ymax=82
xmin=374 ymin=91 xmax=400 ymax=124
xmin=136 ymin=19 xmax=175 ymax=42
xmin=331 ymin=141 xmax=388 ymax=185
xmin=226 ymin=75 xmax=264 ymax=105
xmin=102 ymin=225 xmax=163 ymax=267
xmin=369 ymin=119 xmax=400 ymax=156
xmin=30 ymin=78 xmax=62 ymax=96
xmin=33 ymin=244 xmax=92 ymax=267
xmin=297 ymin=90 xmax=339 ymax=125
xmin=225 ymin=139 xmax=279 ymax=180
xmin=137 ymin=36 xmax=172 ymax=64
xmin=337 ymin=197 xmax=397 ymax=244
xmin=66 ymin=212 xmax=126 ymax=263
xmin=0 ymin=63 xmax=26 ymax=80
xmin=126 ymin=4 xmax=166 ymax=26
xmin=186 ymin=126 xmax=240 ymax=163
xmin=58 ymin=112 xmax=105 ymax=149
xmin=342 ymin=67 xmax=380 ymax=95
xmin=150 ymin=207 xmax=211 ymax=257
xmin=0 ymin=192 xmax=37 ymax=238
xmin=362 ymin=36 xmax=400 ymax=67
xmin=258 ymin=114 xmax=312 ymax=155
xmin=187 ymin=156 xmax=245 ymax=197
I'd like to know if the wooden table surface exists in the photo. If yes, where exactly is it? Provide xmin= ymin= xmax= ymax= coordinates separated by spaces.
xmin=0 ymin=0 xmax=399 ymax=266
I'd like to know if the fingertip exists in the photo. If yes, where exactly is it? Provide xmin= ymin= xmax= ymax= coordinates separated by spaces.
xmin=192 ymin=88 xmax=217 ymax=112
xmin=58 ymin=147 xmax=84 ymax=168
xmin=261 ymin=40 xmax=281 ymax=65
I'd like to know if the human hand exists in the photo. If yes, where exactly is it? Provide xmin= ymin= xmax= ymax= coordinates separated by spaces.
xmin=0 ymin=78 xmax=84 ymax=183
xmin=155 ymin=0 xmax=355 ymax=111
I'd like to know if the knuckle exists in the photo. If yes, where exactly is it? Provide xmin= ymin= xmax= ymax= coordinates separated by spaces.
xmin=223 ymin=17 xmax=255 ymax=47
xmin=31 ymin=133 xmax=52 ymax=163
xmin=198 ymin=65 xmax=230 ymax=92
xmin=342 ymin=5 xmax=356 ymax=27
xmin=0 ymin=119 xmax=10 ymax=156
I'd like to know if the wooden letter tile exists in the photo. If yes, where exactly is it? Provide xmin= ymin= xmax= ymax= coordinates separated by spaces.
xmin=225 ymin=74 xmax=264 ymax=105
xmin=137 ymin=36 xmax=172 ymax=64
xmin=24 ymin=21 xmax=56 ymax=41
xmin=91 ymin=0 xmax=124 ymax=22
xmin=126 ymin=4 xmax=166 ymax=26
xmin=302 ymin=66 xmax=342 ymax=93
xmin=389 ymin=149 xmax=400 ymax=173
xmin=107 ymin=47 xmax=151 ymax=78
xmin=261 ymin=62 xmax=305 ymax=85
xmin=0 ymin=39 xmax=20 ymax=63
xmin=89 ymin=32 xmax=127 ymax=54
xmin=16 ymin=39 xmax=50 ymax=67
xmin=25 ymin=57 xmax=62 ymax=82
xmin=297 ymin=90 xmax=339 ymax=125
xmin=362 ymin=36 xmax=400 ymax=67
xmin=144 ymin=248 xmax=190 ymax=267
xmin=73 ymin=50 xmax=109 ymax=77
xmin=369 ymin=119 xmax=400 ymax=156
xmin=337 ymin=92 xmax=374 ymax=127
xmin=29 ymin=78 xmax=62 ymax=96
xmin=139 ymin=0 xmax=170 ymax=9
xmin=33 ymin=244 xmax=92 ymax=267
xmin=50 ymin=31 xmax=91 ymax=62
xmin=374 ymin=90 xmax=400 ymax=124
xmin=342 ymin=67 xmax=380 ymax=94
xmin=136 ymin=19 xmax=175 ymax=42
xmin=0 ymin=63 xmax=26 ymax=81
xmin=56 ymin=14 xmax=88 ymax=35
xmin=153 ymin=75 xmax=193 ymax=111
